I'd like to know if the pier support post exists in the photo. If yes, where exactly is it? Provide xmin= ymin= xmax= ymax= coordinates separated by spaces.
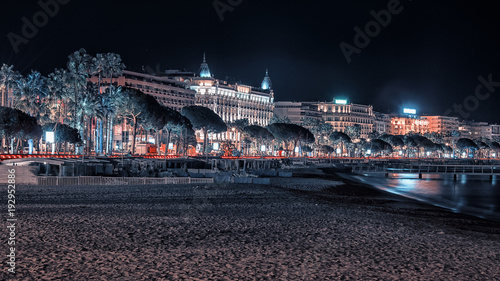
xmin=419 ymin=173 xmax=423 ymax=179
xmin=453 ymin=174 xmax=457 ymax=181
xmin=385 ymin=173 xmax=389 ymax=178
xmin=490 ymin=175 xmax=493 ymax=181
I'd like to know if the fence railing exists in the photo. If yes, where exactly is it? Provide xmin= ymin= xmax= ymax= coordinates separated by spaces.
xmin=352 ymin=164 xmax=500 ymax=175
xmin=36 ymin=176 xmax=214 ymax=186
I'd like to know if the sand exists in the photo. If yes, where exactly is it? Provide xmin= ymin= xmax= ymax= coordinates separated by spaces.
xmin=1 ymin=176 xmax=500 ymax=280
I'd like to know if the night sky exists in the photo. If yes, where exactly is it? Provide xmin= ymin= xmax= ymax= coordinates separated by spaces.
xmin=1 ymin=0 xmax=499 ymax=122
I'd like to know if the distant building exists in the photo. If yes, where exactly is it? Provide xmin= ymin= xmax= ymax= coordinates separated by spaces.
xmin=316 ymin=100 xmax=374 ymax=139
xmin=274 ymin=99 xmax=374 ymax=139
xmin=185 ymin=55 xmax=274 ymax=126
xmin=373 ymin=112 xmax=391 ymax=136
xmin=273 ymin=101 xmax=322 ymax=124
xmin=491 ymin=124 xmax=500 ymax=140
xmin=458 ymin=121 xmax=491 ymax=139
xmin=422 ymin=116 xmax=459 ymax=137
xmin=89 ymin=70 xmax=197 ymax=111
xmin=389 ymin=116 xmax=429 ymax=135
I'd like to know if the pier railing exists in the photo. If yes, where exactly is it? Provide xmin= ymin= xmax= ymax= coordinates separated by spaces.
xmin=352 ymin=164 xmax=500 ymax=175
xmin=36 ymin=176 xmax=214 ymax=186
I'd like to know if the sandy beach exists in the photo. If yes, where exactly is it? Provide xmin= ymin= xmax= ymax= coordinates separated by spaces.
xmin=2 ymin=174 xmax=500 ymax=280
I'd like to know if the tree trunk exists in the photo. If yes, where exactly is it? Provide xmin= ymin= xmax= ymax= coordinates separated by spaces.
xmin=108 ymin=114 xmax=114 ymax=155
xmin=202 ymin=128 xmax=207 ymax=156
xmin=166 ymin=129 xmax=171 ymax=156
xmin=131 ymin=117 xmax=138 ymax=155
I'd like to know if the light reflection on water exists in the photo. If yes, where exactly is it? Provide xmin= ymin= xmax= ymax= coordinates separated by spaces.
xmin=347 ymin=173 xmax=500 ymax=222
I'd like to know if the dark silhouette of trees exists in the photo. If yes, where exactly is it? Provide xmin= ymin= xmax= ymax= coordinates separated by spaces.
xmin=0 ymin=106 xmax=42 ymax=153
xmin=267 ymin=123 xmax=314 ymax=156
xmin=181 ymin=106 xmax=227 ymax=155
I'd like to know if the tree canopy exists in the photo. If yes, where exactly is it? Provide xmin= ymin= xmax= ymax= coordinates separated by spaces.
xmin=181 ymin=106 xmax=227 ymax=133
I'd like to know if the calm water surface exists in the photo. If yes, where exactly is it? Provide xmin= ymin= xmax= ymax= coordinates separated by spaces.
xmin=345 ymin=173 xmax=500 ymax=222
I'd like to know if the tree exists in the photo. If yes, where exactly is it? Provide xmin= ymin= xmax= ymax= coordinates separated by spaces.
xmin=12 ymin=70 xmax=50 ymax=123
xmin=368 ymin=139 xmax=393 ymax=156
xmin=47 ymin=68 xmax=72 ymax=125
xmin=159 ymin=106 xmax=185 ymax=155
xmin=0 ymin=106 xmax=42 ymax=153
xmin=170 ymin=115 xmax=196 ymax=156
xmin=380 ymin=134 xmax=404 ymax=155
xmin=115 ymin=88 xmax=163 ymax=155
xmin=267 ymin=123 xmax=315 ymax=156
xmin=66 ymin=49 xmax=92 ymax=154
xmin=269 ymin=114 xmax=292 ymax=124
xmin=320 ymin=145 xmax=335 ymax=156
xmin=475 ymin=140 xmax=490 ymax=158
xmin=228 ymin=118 xmax=249 ymax=151
xmin=328 ymin=131 xmax=351 ymax=156
xmin=242 ymin=125 xmax=274 ymax=155
xmin=0 ymin=64 xmax=21 ymax=107
xmin=345 ymin=124 xmax=361 ymax=141
xmin=43 ymin=123 xmax=82 ymax=152
xmin=91 ymin=52 xmax=125 ymax=154
xmin=456 ymin=138 xmax=478 ymax=158
xmin=181 ymin=106 xmax=227 ymax=155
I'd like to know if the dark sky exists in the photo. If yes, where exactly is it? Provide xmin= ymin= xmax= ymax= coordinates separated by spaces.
xmin=1 ymin=0 xmax=500 ymax=122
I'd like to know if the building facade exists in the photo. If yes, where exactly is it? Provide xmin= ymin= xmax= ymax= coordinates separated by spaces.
xmin=389 ymin=116 xmax=429 ymax=135
xmin=90 ymin=70 xmax=197 ymax=111
xmin=316 ymin=100 xmax=374 ymax=139
xmin=274 ymin=101 xmax=323 ymax=124
xmin=185 ymin=57 xmax=274 ymax=126
xmin=422 ymin=116 xmax=459 ymax=137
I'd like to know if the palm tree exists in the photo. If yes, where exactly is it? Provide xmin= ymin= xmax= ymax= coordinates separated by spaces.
xmin=66 ymin=49 xmax=92 ymax=154
xmin=102 ymin=53 xmax=125 ymax=154
xmin=0 ymin=64 xmax=21 ymax=151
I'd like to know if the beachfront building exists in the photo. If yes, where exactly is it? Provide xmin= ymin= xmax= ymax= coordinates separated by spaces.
xmin=273 ymin=101 xmax=323 ymax=124
xmin=185 ymin=56 xmax=274 ymax=126
xmin=180 ymin=55 xmax=275 ymax=152
xmin=89 ymin=70 xmax=197 ymax=112
xmin=458 ymin=121 xmax=491 ymax=139
xmin=389 ymin=116 xmax=429 ymax=135
xmin=317 ymin=99 xmax=374 ymax=139
xmin=373 ymin=112 xmax=391 ymax=136
xmin=491 ymin=124 xmax=500 ymax=140
xmin=274 ymin=99 xmax=376 ymax=139
xmin=422 ymin=116 xmax=459 ymax=138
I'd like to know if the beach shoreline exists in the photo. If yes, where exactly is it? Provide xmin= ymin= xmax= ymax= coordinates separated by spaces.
xmin=1 ymin=173 xmax=500 ymax=280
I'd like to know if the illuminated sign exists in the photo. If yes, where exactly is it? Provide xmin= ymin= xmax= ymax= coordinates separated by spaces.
xmin=403 ymin=108 xmax=416 ymax=115
xmin=213 ymin=143 xmax=220 ymax=150
xmin=335 ymin=99 xmax=347 ymax=105
xmin=46 ymin=132 xmax=54 ymax=143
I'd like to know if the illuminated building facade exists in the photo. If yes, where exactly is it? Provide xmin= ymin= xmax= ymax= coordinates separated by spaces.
xmin=185 ymin=57 xmax=274 ymax=126
xmin=458 ymin=121 xmax=491 ymax=139
xmin=274 ymin=101 xmax=322 ymax=124
xmin=89 ymin=70 xmax=197 ymax=111
xmin=390 ymin=116 xmax=429 ymax=135
xmin=274 ymin=99 xmax=376 ymax=139
xmin=316 ymin=99 xmax=374 ymax=139
xmin=423 ymin=116 xmax=459 ymax=137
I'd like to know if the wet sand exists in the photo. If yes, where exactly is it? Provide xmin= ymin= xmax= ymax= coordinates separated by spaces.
xmin=2 ymin=175 xmax=500 ymax=280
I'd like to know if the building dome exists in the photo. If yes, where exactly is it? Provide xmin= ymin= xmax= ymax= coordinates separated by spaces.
xmin=199 ymin=53 xmax=211 ymax=78
xmin=261 ymin=68 xmax=272 ymax=90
